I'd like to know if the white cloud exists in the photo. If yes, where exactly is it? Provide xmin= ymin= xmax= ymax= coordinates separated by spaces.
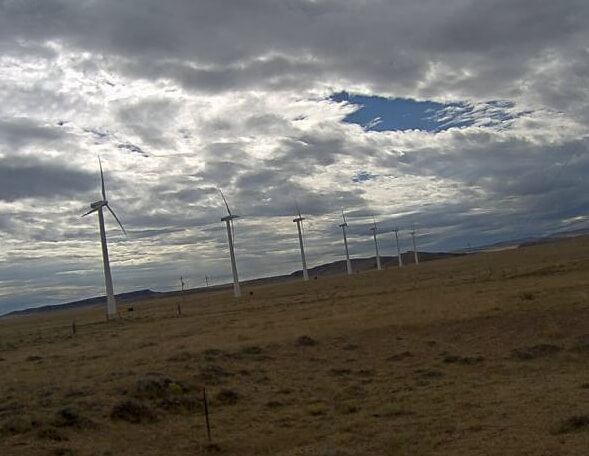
xmin=0 ymin=0 xmax=588 ymax=313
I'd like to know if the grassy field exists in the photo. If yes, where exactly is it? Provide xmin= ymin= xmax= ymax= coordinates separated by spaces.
xmin=1 ymin=236 xmax=589 ymax=455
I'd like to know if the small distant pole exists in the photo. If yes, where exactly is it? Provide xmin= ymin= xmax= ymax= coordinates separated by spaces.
xmin=203 ymin=387 xmax=212 ymax=442
xmin=178 ymin=276 xmax=185 ymax=316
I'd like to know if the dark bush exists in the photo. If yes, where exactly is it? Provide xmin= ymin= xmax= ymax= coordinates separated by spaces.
xmin=511 ymin=344 xmax=562 ymax=360
xmin=552 ymin=414 xmax=589 ymax=434
xmin=215 ymin=389 xmax=239 ymax=405
xmin=296 ymin=335 xmax=317 ymax=346
xmin=53 ymin=407 xmax=95 ymax=429
xmin=198 ymin=365 xmax=233 ymax=385
xmin=110 ymin=399 xmax=156 ymax=423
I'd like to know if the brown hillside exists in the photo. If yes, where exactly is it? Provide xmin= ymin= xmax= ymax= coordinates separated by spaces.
xmin=1 ymin=236 xmax=589 ymax=455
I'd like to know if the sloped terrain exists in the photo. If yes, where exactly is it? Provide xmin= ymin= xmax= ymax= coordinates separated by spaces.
xmin=1 ymin=236 xmax=588 ymax=455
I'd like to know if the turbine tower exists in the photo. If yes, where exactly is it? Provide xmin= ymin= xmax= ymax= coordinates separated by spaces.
xmin=293 ymin=203 xmax=309 ymax=281
xmin=219 ymin=189 xmax=241 ymax=297
xmin=339 ymin=209 xmax=352 ymax=275
xmin=81 ymin=157 xmax=126 ymax=319
xmin=393 ymin=227 xmax=403 ymax=267
xmin=410 ymin=225 xmax=419 ymax=264
xmin=370 ymin=218 xmax=382 ymax=271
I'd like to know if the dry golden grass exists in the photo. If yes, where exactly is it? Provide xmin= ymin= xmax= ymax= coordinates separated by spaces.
xmin=1 ymin=236 xmax=589 ymax=455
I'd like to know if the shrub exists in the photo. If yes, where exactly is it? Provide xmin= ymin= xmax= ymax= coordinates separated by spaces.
xmin=110 ymin=399 xmax=156 ymax=423
xmin=2 ymin=415 xmax=36 ymax=434
xmin=198 ymin=365 xmax=233 ymax=385
xmin=215 ymin=389 xmax=239 ymax=405
xmin=135 ymin=373 xmax=178 ymax=399
xmin=511 ymin=344 xmax=562 ymax=360
xmin=551 ymin=414 xmax=589 ymax=434
xmin=387 ymin=351 xmax=414 ymax=361
xmin=37 ymin=427 xmax=67 ymax=441
xmin=53 ymin=406 xmax=95 ymax=429
xmin=296 ymin=335 xmax=317 ymax=346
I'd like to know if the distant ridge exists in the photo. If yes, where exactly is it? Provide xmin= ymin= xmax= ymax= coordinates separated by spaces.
xmin=4 ymin=289 xmax=161 ymax=317
xmin=289 ymin=251 xmax=462 ymax=278
xmin=456 ymin=227 xmax=589 ymax=253
xmin=5 ymin=228 xmax=588 ymax=318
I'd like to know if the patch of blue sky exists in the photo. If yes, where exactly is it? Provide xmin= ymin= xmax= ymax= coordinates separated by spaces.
xmin=352 ymin=171 xmax=379 ymax=183
xmin=330 ymin=92 xmax=525 ymax=133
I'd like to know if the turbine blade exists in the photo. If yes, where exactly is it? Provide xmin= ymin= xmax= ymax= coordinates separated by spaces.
xmin=341 ymin=208 xmax=347 ymax=225
xmin=218 ymin=188 xmax=232 ymax=216
xmin=230 ymin=218 xmax=235 ymax=244
xmin=106 ymin=204 xmax=127 ymax=235
xmin=295 ymin=200 xmax=302 ymax=219
xmin=98 ymin=156 xmax=106 ymax=201
xmin=81 ymin=207 xmax=99 ymax=217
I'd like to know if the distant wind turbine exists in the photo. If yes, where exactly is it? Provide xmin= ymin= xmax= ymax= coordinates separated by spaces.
xmin=393 ymin=227 xmax=403 ymax=267
xmin=410 ymin=225 xmax=419 ymax=264
xmin=339 ymin=209 xmax=352 ymax=275
xmin=219 ymin=189 xmax=241 ymax=297
xmin=81 ymin=157 xmax=126 ymax=319
xmin=293 ymin=202 xmax=309 ymax=281
xmin=370 ymin=217 xmax=382 ymax=271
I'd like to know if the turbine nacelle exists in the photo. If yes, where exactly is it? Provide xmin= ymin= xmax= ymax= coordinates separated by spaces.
xmin=90 ymin=200 xmax=107 ymax=209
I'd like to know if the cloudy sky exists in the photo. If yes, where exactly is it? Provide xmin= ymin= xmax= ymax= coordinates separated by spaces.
xmin=1 ymin=0 xmax=588 ymax=314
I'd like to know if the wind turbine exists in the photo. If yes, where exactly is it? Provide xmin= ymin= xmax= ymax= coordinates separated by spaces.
xmin=339 ymin=209 xmax=352 ymax=275
xmin=410 ymin=225 xmax=419 ymax=264
xmin=370 ymin=217 xmax=382 ymax=271
xmin=393 ymin=227 xmax=403 ymax=267
xmin=81 ymin=157 xmax=126 ymax=319
xmin=219 ymin=189 xmax=241 ymax=297
xmin=293 ymin=203 xmax=309 ymax=281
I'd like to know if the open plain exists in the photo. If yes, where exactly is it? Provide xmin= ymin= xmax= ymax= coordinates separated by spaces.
xmin=1 ymin=236 xmax=589 ymax=455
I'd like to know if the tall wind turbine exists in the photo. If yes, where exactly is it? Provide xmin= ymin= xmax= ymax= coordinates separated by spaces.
xmin=219 ymin=189 xmax=241 ymax=297
xmin=370 ymin=217 xmax=382 ymax=271
xmin=410 ymin=225 xmax=419 ymax=264
xmin=393 ymin=227 xmax=403 ymax=267
xmin=293 ymin=203 xmax=309 ymax=281
xmin=81 ymin=157 xmax=126 ymax=319
xmin=339 ymin=209 xmax=352 ymax=275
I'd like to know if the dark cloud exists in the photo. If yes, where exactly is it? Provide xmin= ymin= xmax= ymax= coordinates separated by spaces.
xmin=0 ymin=156 xmax=95 ymax=202
xmin=0 ymin=118 xmax=64 ymax=150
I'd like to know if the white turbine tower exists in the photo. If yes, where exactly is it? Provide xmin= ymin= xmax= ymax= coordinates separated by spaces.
xmin=219 ymin=189 xmax=241 ymax=297
xmin=393 ymin=227 xmax=403 ymax=267
xmin=81 ymin=157 xmax=126 ymax=319
xmin=410 ymin=225 xmax=419 ymax=264
xmin=370 ymin=217 xmax=382 ymax=271
xmin=293 ymin=203 xmax=309 ymax=281
xmin=339 ymin=209 xmax=352 ymax=275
